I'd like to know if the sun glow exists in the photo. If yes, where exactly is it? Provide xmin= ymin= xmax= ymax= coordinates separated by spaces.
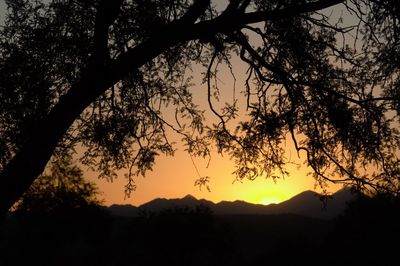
xmin=260 ymin=197 xmax=282 ymax=205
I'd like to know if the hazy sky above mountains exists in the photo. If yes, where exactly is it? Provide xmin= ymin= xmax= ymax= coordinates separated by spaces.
xmin=0 ymin=0 xmax=343 ymax=206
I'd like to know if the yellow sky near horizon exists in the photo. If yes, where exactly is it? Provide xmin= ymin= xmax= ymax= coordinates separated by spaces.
xmin=85 ymin=143 xmax=342 ymax=207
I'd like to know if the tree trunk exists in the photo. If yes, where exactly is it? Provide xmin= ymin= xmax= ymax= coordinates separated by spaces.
xmin=0 ymin=22 xmax=190 ymax=218
xmin=0 ymin=70 xmax=104 ymax=218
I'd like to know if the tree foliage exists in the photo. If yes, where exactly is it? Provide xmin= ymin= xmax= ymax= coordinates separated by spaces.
xmin=0 ymin=0 xmax=399 ymax=213
xmin=14 ymin=155 xmax=102 ymax=214
xmin=1 ymin=155 xmax=110 ymax=266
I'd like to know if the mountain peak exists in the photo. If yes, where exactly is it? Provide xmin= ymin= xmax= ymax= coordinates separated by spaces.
xmin=107 ymin=189 xmax=354 ymax=219
xmin=182 ymin=194 xmax=197 ymax=200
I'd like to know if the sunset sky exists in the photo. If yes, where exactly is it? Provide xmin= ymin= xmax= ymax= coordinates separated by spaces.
xmin=0 ymin=0 xmax=344 ymax=207
xmin=86 ymin=144 xmax=342 ymax=207
xmin=84 ymin=54 xmax=342 ymax=207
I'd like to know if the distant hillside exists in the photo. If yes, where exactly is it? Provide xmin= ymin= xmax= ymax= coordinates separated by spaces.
xmin=264 ymin=189 xmax=355 ymax=219
xmin=107 ymin=188 xmax=355 ymax=219
xmin=139 ymin=194 xmax=214 ymax=212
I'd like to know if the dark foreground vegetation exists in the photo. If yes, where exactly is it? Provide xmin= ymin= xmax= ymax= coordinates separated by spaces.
xmin=1 ymin=159 xmax=398 ymax=265
xmin=1 ymin=194 xmax=399 ymax=266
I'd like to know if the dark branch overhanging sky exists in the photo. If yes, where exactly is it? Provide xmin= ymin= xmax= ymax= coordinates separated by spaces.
xmin=0 ymin=0 xmax=345 ymax=206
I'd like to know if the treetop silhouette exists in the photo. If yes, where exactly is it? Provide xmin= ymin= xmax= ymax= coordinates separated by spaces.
xmin=14 ymin=155 xmax=103 ymax=214
xmin=0 ymin=0 xmax=399 ymax=216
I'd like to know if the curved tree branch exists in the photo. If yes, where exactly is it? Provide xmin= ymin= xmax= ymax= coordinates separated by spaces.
xmin=0 ymin=0 xmax=346 ymax=216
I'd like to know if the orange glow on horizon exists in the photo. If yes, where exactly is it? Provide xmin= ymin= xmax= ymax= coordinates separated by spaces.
xmin=85 ymin=145 xmax=342 ymax=207
xmin=260 ymin=197 xmax=282 ymax=205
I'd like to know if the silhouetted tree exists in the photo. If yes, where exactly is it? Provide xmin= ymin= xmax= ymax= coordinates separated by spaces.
xmin=0 ymin=156 xmax=112 ymax=266
xmin=1 ymin=0 xmax=399 ymax=216
xmin=13 ymin=155 xmax=103 ymax=214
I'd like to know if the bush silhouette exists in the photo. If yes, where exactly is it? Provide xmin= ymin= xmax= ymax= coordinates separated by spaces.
xmin=328 ymin=193 xmax=400 ymax=265
xmin=0 ymin=157 xmax=112 ymax=266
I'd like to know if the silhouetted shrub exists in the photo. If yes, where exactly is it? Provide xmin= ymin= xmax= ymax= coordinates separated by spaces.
xmin=328 ymin=193 xmax=400 ymax=265
xmin=0 ymin=157 xmax=113 ymax=266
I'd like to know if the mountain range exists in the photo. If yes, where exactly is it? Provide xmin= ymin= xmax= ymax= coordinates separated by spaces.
xmin=108 ymin=188 xmax=355 ymax=219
